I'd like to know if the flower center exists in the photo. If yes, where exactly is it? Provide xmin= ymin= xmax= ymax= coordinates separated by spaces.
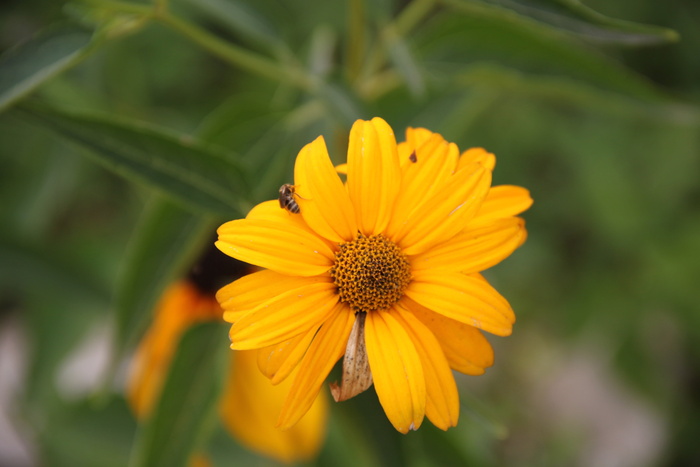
xmin=330 ymin=233 xmax=412 ymax=313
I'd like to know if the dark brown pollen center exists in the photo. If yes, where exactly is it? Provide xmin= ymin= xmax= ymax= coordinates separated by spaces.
xmin=330 ymin=233 xmax=412 ymax=313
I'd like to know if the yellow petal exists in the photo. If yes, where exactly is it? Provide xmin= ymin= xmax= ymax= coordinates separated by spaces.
xmin=335 ymin=163 xmax=348 ymax=175
xmin=385 ymin=134 xmax=459 ymax=238
xmin=410 ymin=217 xmax=526 ymax=274
xmin=347 ymin=117 xmax=401 ymax=236
xmin=397 ymin=127 xmax=445 ymax=171
xmin=458 ymin=147 xmax=496 ymax=172
xmin=393 ymin=163 xmax=492 ymax=256
xmin=404 ymin=127 xmax=435 ymax=148
xmin=403 ymin=297 xmax=493 ymax=374
xmin=217 ymin=270 xmax=328 ymax=319
xmin=278 ymin=304 xmax=354 ymax=429
xmin=405 ymin=272 xmax=514 ymax=336
xmin=393 ymin=305 xmax=459 ymax=430
xmin=397 ymin=142 xmax=414 ymax=170
xmin=246 ymin=199 xmax=318 ymax=233
xmin=229 ymin=282 xmax=338 ymax=349
xmin=217 ymin=218 xmax=334 ymax=276
xmin=258 ymin=326 xmax=318 ymax=384
xmin=365 ymin=310 xmax=426 ymax=433
xmin=294 ymin=136 xmax=357 ymax=242
xmin=220 ymin=350 xmax=328 ymax=463
xmin=474 ymin=185 xmax=533 ymax=224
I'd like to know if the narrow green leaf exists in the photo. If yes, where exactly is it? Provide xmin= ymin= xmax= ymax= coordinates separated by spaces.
xmin=129 ymin=322 xmax=229 ymax=467
xmin=114 ymin=197 xmax=215 ymax=357
xmin=13 ymin=106 xmax=249 ymax=215
xmin=450 ymin=0 xmax=678 ymax=45
xmin=0 ymin=25 xmax=96 ymax=113
xmin=547 ymin=0 xmax=679 ymax=44
xmin=420 ymin=4 xmax=663 ymax=99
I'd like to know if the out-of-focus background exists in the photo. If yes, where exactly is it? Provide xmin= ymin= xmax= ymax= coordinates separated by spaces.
xmin=1 ymin=0 xmax=699 ymax=466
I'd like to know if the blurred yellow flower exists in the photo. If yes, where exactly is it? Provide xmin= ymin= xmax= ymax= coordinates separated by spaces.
xmin=221 ymin=350 xmax=327 ymax=463
xmin=215 ymin=117 xmax=532 ymax=433
xmin=128 ymin=278 xmax=328 ymax=463
xmin=128 ymin=281 xmax=220 ymax=418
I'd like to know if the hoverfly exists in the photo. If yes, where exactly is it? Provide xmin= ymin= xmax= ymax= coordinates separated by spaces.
xmin=278 ymin=184 xmax=301 ymax=214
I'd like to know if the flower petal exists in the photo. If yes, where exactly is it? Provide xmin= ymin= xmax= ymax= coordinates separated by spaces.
xmin=258 ymin=326 xmax=318 ymax=384
xmin=229 ymin=282 xmax=338 ymax=349
xmin=246 ymin=200 xmax=316 ymax=232
xmin=393 ymin=305 xmax=459 ymax=430
xmin=403 ymin=297 xmax=494 ymax=374
xmin=365 ymin=310 xmax=426 ymax=433
xmin=410 ymin=217 xmax=526 ymax=274
xmin=217 ymin=218 xmax=334 ymax=276
xmin=277 ymin=304 xmax=354 ymax=429
xmin=458 ymin=147 xmax=495 ymax=172
xmin=405 ymin=272 xmax=514 ymax=336
xmin=474 ymin=185 xmax=533 ymax=224
xmin=217 ymin=270 xmax=329 ymax=321
xmin=386 ymin=135 xmax=459 ymax=238
xmin=393 ymin=163 xmax=492 ymax=256
xmin=347 ymin=117 xmax=401 ymax=236
xmin=220 ymin=350 xmax=328 ymax=463
xmin=294 ymin=136 xmax=357 ymax=242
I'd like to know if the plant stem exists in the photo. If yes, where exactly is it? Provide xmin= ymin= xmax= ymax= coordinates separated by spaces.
xmin=157 ymin=12 xmax=312 ymax=91
xmin=80 ymin=0 xmax=313 ymax=91
xmin=358 ymin=0 xmax=436 ymax=97
xmin=345 ymin=0 xmax=367 ymax=84
xmin=80 ymin=0 xmax=154 ymax=16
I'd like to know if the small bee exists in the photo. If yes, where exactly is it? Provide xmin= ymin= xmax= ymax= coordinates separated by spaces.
xmin=278 ymin=184 xmax=301 ymax=214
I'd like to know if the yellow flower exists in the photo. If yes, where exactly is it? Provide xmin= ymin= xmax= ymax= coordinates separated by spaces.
xmin=216 ymin=117 xmax=532 ymax=433
xmin=128 ymin=277 xmax=328 ymax=463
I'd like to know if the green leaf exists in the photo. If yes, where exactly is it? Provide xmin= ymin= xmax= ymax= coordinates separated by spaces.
xmin=450 ymin=0 xmax=678 ymax=46
xmin=544 ymin=0 xmax=678 ymax=44
xmin=13 ymin=105 xmax=249 ymax=215
xmin=0 ymin=25 xmax=96 ymax=113
xmin=418 ymin=4 xmax=664 ymax=99
xmin=113 ymin=197 xmax=215 ymax=358
xmin=0 ymin=233 xmax=110 ymax=306
xmin=129 ymin=322 xmax=229 ymax=467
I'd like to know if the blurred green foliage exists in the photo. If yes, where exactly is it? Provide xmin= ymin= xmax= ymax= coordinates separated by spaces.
xmin=1 ymin=0 xmax=699 ymax=466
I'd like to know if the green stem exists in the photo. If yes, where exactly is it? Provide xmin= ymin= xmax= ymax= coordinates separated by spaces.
xmin=153 ymin=0 xmax=169 ymax=13
xmin=80 ymin=0 xmax=153 ymax=16
xmin=358 ymin=0 xmax=436 ymax=96
xmin=345 ymin=0 xmax=366 ymax=84
xmin=394 ymin=0 xmax=436 ymax=36
xmin=80 ymin=0 xmax=313 ymax=90
xmin=157 ymin=13 xmax=312 ymax=90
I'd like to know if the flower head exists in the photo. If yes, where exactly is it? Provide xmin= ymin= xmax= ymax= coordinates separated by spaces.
xmin=216 ymin=117 xmax=532 ymax=433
